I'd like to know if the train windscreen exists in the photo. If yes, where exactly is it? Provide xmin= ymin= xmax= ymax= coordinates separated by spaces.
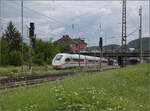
xmin=55 ymin=55 xmax=63 ymax=61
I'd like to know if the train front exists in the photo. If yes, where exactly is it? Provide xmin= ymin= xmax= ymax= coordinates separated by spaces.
xmin=52 ymin=54 xmax=65 ymax=69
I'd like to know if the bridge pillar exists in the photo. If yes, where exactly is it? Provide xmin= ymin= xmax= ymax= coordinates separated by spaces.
xmin=118 ymin=56 xmax=124 ymax=67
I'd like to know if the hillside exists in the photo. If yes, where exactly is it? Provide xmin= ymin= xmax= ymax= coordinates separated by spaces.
xmin=103 ymin=44 xmax=120 ymax=51
xmin=88 ymin=44 xmax=120 ymax=51
xmin=127 ymin=37 xmax=150 ymax=52
xmin=88 ymin=37 xmax=150 ymax=52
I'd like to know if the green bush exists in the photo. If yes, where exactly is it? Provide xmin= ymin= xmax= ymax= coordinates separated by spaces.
xmin=1 ymin=54 xmax=9 ymax=66
xmin=33 ymin=58 xmax=45 ymax=66
xmin=11 ymin=69 xmax=18 ymax=73
xmin=9 ymin=51 xmax=22 ymax=66
xmin=33 ymin=53 xmax=45 ymax=66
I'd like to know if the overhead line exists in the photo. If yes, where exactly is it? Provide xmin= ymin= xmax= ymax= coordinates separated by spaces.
xmin=8 ymin=2 xmax=95 ymax=37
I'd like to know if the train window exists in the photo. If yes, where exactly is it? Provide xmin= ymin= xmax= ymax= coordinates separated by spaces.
xmin=88 ymin=60 xmax=95 ymax=62
xmin=55 ymin=55 xmax=63 ymax=61
xmin=102 ymin=61 xmax=107 ymax=63
xmin=65 ymin=58 xmax=71 ymax=62
xmin=73 ymin=59 xmax=84 ymax=62
xmin=73 ymin=59 xmax=79 ymax=62
xmin=80 ymin=59 xmax=84 ymax=62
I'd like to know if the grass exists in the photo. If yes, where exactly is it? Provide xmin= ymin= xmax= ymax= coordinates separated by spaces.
xmin=0 ymin=65 xmax=53 ymax=74
xmin=0 ymin=64 xmax=150 ymax=111
xmin=1 ymin=66 xmax=99 ymax=79
xmin=0 ymin=65 xmax=100 ymax=75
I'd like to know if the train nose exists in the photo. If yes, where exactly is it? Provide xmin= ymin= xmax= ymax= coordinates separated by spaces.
xmin=53 ymin=60 xmax=61 ymax=65
xmin=52 ymin=60 xmax=62 ymax=68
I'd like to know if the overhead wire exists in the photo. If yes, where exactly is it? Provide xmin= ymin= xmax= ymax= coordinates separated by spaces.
xmin=3 ymin=1 xmax=140 ymax=46
xmin=9 ymin=1 xmax=98 ymax=37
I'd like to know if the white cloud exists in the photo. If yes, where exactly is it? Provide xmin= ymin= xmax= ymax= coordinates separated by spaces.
xmin=1 ymin=1 xmax=149 ymax=46
xmin=50 ymin=27 xmax=65 ymax=35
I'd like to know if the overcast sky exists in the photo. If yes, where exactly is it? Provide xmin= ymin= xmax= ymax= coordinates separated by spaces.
xmin=1 ymin=0 xmax=149 ymax=46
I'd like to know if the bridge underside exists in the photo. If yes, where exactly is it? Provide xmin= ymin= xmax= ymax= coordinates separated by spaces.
xmin=77 ymin=52 xmax=150 ymax=57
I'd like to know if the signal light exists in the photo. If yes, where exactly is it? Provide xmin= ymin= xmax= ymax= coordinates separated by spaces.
xmin=99 ymin=37 xmax=103 ymax=48
xmin=29 ymin=22 xmax=34 ymax=37
xmin=29 ymin=22 xmax=36 ymax=49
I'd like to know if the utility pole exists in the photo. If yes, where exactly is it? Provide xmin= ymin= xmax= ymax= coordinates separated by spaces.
xmin=121 ymin=0 xmax=127 ymax=67
xmin=0 ymin=0 xmax=2 ymax=70
xmin=21 ymin=0 xmax=24 ymax=71
xmin=29 ymin=35 xmax=32 ymax=72
xmin=99 ymin=37 xmax=103 ymax=70
xmin=99 ymin=23 xmax=102 ymax=70
xmin=26 ymin=25 xmax=30 ymax=70
xmin=139 ymin=6 xmax=143 ymax=63
xmin=0 ymin=37 xmax=1 ymax=70
xmin=78 ymin=38 xmax=81 ymax=68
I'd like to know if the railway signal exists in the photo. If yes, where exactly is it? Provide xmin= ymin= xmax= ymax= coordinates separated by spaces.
xmin=99 ymin=37 xmax=103 ymax=48
xmin=29 ymin=23 xmax=36 ymax=49
xmin=32 ymin=34 xmax=36 ymax=49
xmin=29 ymin=22 xmax=36 ymax=72
xmin=29 ymin=22 xmax=34 ymax=37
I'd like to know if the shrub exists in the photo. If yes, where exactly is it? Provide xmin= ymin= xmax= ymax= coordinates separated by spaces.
xmin=11 ymin=69 xmax=18 ymax=73
xmin=33 ymin=53 xmax=45 ymax=66
xmin=9 ymin=51 xmax=22 ymax=66
xmin=1 ymin=54 xmax=9 ymax=66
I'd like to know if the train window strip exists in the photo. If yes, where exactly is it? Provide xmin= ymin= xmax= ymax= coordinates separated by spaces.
xmin=88 ymin=60 xmax=98 ymax=62
xmin=73 ymin=59 xmax=84 ymax=62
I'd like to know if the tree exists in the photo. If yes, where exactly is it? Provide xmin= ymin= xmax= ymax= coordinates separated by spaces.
xmin=1 ymin=21 xmax=29 ymax=66
xmin=60 ymin=44 xmax=72 ymax=53
xmin=9 ymin=51 xmax=22 ymax=66
xmin=3 ymin=21 xmax=22 ymax=52
xmin=33 ymin=39 xmax=60 ymax=65
xmin=1 ymin=39 xmax=9 ymax=65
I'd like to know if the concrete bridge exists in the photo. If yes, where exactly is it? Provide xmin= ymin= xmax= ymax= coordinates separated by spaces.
xmin=77 ymin=52 xmax=150 ymax=57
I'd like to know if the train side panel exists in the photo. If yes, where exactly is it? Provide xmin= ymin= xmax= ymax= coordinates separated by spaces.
xmin=52 ymin=53 xmax=108 ymax=69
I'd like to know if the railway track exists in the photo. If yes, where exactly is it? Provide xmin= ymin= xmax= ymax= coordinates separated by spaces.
xmin=0 ymin=66 xmax=119 ymax=90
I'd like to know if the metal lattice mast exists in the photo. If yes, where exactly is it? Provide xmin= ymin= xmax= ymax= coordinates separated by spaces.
xmin=121 ymin=0 xmax=127 ymax=67
xmin=139 ymin=6 xmax=143 ymax=63
xmin=122 ymin=0 xmax=127 ymax=52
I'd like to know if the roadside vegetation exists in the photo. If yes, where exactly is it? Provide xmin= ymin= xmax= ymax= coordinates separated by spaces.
xmin=1 ymin=64 xmax=149 ymax=111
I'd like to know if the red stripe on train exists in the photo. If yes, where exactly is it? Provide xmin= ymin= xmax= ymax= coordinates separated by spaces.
xmin=52 ymin=62 xmax=104 ymax=68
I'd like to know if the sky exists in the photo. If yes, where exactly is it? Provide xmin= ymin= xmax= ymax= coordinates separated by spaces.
xmin=0 ymin=0 xmax=149 ymax=46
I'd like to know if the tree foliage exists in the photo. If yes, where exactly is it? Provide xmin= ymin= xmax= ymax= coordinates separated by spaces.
xmin=33 ymin=39 xmax=60 ymax=65
xmin=0 ymin=21 xmax=72 ymax=66
xmin=9 ymin=51 xmax=22 ymax=66
xmin=3 ymin=21 xmax=22 ymax=52
xmin=1 ymin=39 xmax=9 ymax=65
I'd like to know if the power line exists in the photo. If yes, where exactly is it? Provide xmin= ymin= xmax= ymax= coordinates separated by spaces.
xmin=8 ymin=2 xmax=94 ymax=37
xmin=127 ymin=27 xmax=138 ymax=37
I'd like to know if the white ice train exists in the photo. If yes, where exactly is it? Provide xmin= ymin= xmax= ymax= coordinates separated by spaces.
xmin=52 ymin=53 xmax=108 ymax=69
